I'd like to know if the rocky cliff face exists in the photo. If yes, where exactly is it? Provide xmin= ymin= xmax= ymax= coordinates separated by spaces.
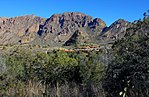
xmin=37 ymin=12 xmax=106 ymax=45
xmin=0 ymin=15 xmax=45 ymax=44
xmin=0 ymin=12 xmax=130 ymax=46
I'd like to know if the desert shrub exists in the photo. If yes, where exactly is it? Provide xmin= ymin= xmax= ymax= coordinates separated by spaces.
xmin=0 ymin=46 xmax=106 ymax=97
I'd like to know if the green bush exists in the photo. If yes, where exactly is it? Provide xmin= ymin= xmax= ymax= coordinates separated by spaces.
xmin=0 ymin=47 xmax=105 ymax=97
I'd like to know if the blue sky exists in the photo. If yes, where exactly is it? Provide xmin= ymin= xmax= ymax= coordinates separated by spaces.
xmin=0 ymin=0 xmax=148 ymax=26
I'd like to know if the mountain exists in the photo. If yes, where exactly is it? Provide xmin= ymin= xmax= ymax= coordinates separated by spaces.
xmin=98 ymin=19 xmax=131 ymax=44
xmin=0 ymin=15 xmax=45 ymax=45
xmin=35 ymin=12 xmax=106 ymax=46
xmin=0 ymin=12 xmax=131 ymax=46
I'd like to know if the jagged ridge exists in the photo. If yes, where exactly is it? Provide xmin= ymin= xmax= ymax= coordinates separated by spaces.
xmin=0 ymin=12 xmax=130 ymax=46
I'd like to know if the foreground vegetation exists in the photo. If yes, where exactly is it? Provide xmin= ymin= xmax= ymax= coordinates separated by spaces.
xmin=0 ymin=46 xmax=107 ymax=97
xmin=0 ymin=11 xmax=149 ymax=97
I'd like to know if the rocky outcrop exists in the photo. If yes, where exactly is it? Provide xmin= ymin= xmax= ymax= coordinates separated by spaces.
xmin=64 ymin=30 xmax=91 ymax=46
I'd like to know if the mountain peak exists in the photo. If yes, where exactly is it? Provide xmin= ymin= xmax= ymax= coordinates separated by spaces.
xmin=98 ymin=18 xmax=131 ymax=43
